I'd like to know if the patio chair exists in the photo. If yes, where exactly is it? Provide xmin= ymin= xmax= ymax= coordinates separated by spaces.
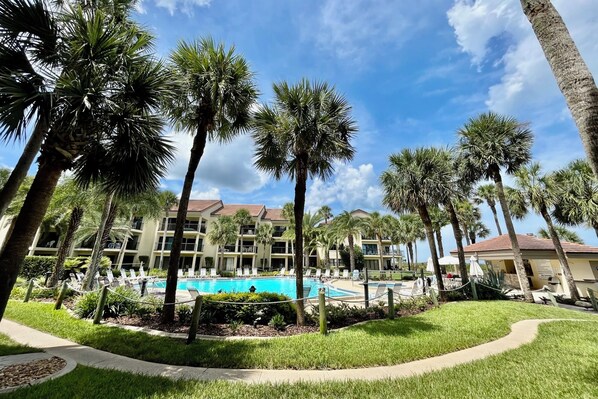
xmin=188 ymin=288 xmax=200 ymax=299
xmin=315 ymin=269 xmax=322 ymax=278
xmin=351 ymin=270 xmax=360 ymax=281
xmin=106 ymin=269 xmax=115 ymax=284
xmin=75 ymin=272 xmax=85 ymax=283
xmin=243 ymin=267 xmax=250 ymax=277
xmin=187 ymin=268 xmax=195 ymax=278
xmin=342 ymin=269 xmax=349 ymax=279
xmin=302 ymin=285 xmax=312 ymax=299
xmin=199 ymin=268 xmax=207 ymax=278
xmin=289 ymin=268 xmax=296 ymax=276
xmin=333 ymin=269 xmax=340 ymax=279
xmin=324 ymin=269 xmax=331 ymax=278
xmin=372 ymin=283 xmax=387 ymax=299
xmin=130 ymin=269 xmax=138 ymax=280
xmin=236 ymin=268 xmax=242 ymax=277
xmin=278 ymin=267 xmax=285 ymax=276
xmin=304 ymin=269 xmax=312 ymax=278
xmin=210 ymin=268 xmax=218 ymax=277
xmin=252 ymin=268 xmax=258 ymax=277
xmin=177 ymin=269 xmax=184 ymax=278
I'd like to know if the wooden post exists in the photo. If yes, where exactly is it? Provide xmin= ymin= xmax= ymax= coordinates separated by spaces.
xmin=471 ymin=279 xmax=478 ymax=300
xmin=363 ymin=267 xmax=370 ymax=308
xmin=546 ymin=291 xmax=559 ymax=308
xmin=387 ymin=288 xmax=394 ymax=319
xmin=430 ymin=287 xmax=439 ymax=307
xmin=93 ymin=285 xmax=109 ymax=325
xmin=54 ymin=281 xmax=69 ymax=310
xmin=23 ymin=279 xmax=34 ymax=303
xmin=140 ymin=279 xmax=148 ymax=297
xmin=187 ymin=295 xmax=203 ymax=344
xmin=319 ymin=288 xmax=327 ymax=335
xmin=588 ymin=288 xmax=598 ymax=311
xmin=420 ymin=269 xmax=426 ymax=295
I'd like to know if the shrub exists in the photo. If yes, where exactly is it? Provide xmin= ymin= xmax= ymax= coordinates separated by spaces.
xmin=177 ymin=304 xmax=192 ymax=324
xmin=64 ymin=256 xmax=111 ymax=271
xmin=401 ymin=274 xmax=416 ymax=281
xmin=19 ymin=256 xmax=56 ymax=280
xmin=219 ymin=271 xmax=234 ymax=278
xmin=148 ymin=268 xmax=168 ymax=278
xmin=395 ymin=296 xmax=432 ymax=313
xmin=467 ymin=270 xmax=511 ymax=300
xmin=73 ymin=286 xmax=141 ymax=319
xmin=229 ymin=319 xmax=243 ymax=333
xmin=268 ymin=314 xmax=286 ymax=331
xmin=200 ymin=292 xmax=296 ymax=325
xmin=311 ymin=303 xmax=386 ymax=327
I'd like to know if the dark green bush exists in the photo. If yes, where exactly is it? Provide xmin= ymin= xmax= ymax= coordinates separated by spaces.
xmin=176 ymin=304 xmax=192 ymax=324
xmin=19 ymin=256 xmax=56 ymax=280
xmin=73 ymin=286 xmax=140 ymax=319
xmin=200 ymin=292 xmax=296 ymax=324
xmin=148 ymin=269 xmax=168 ymax=278
xmin=401 ymin=274 xmax=416 ymax=281
xmin=395 ymin=296 xmax=432 ymax=313
xmin=64 ymin=256 xmax=111 ymax=271
xmin=312 ymin=303 xmax=386 ymax=327
xmin=268 ymin=314 xmax=286 ymax=331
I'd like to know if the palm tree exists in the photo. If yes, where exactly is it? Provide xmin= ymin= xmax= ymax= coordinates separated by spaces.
xmin=157 ymin=190 xmax=178 ymax=270
xmin=514 ymin=163 xmax=581 ymax=301
xmin=0 ymin=4 xmax=173 ymax=319
xmin=302 ymin=211 xmax=324 ymax=268
xmin=552 ymin=160 xmax=598 ymax=238
xmin=457 ymin=112 xmax=534 ymax=302
xmin=520 ymin=0 xmax=598 ymax=176
xmin=207 ymin=216 xmax=237 ymax=272
xmin=362 ymin=211 xmax=389 ymax=271
xmin=384 ymin=215 xmax=403 ymax=269
xmin=256 ymin=223 xmax=274 ymax=270
xmin=233 ymin=208 xmax=252 ymax=273
xmin=318 ymin=205 xmax=333 ymax=224
xmin=468 ymin=221 xmax=490 ymax=244
xmin=381 ymin=148 xmax=456 ymax=297
xmin=474 ymin=184 xmax=503 ymax=235
xmin=316 ymin=226 xmax=336 ymax=269
xmin=538 ymin=226 xmax=583 ymax=245
xmin=429 ymin=206 xmax=450 ymax=258
xmin=252 ymin=79 xmax=357 ymax=325
xmin=399 ymin=213 xmax=424 ymax=270
xmin=162 ymin=38 xmax=257 ymax=322
xmin=331 ymin=211 xmax=364 ymax=273
xmin=455 ymin=200 xmax=481 ymax=246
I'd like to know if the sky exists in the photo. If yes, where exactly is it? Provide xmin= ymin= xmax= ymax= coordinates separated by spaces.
xmin=2 ymin=0 xmax=598 ymax=261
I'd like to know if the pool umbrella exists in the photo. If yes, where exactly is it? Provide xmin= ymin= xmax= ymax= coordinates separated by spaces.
xmin=469 ymin=256 xmax=484 ymax=277
xmin=426 ymin=257 xmax=435 ymax=272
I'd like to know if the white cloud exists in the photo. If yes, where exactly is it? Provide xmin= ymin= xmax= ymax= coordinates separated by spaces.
xmin=153 ymin=0 xmax=210 ymax=16
xmin=189 ymin=187 xmax=220 ymax=199
xmin=165 ymin=132 xmax=269 ymax=194
xmin=305 ymin=163 xmax=383 ymax=213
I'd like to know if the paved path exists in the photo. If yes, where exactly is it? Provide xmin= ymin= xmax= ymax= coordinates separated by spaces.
xmin=0 ymin=318 xmax=580 ymax=384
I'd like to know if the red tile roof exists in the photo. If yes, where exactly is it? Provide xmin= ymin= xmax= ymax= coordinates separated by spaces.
xmin=172 ymin=199 xmax=221 ymax=212
xmin=455 ymin=234 xmax=598 ymax=254
xmin=212 ymin=204 xmax=265 ymax=217
xmin=263 ymin=208 xmax=287 ymax=221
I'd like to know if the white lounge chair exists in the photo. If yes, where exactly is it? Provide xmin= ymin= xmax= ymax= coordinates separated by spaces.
xmin=177 ymin=269 xmax=184 ymax=278
xmin=342 ymin=269 xmax=349 ymax=279
xmin=324 ymin=269 xmax=331 ymax=278
xmin=243 ymin=267 xmax=250 ymax=277
xmin=252 ymin=268 xmax=258 ymax=277
xmin=106 ymin=269 xmax=115 ymax=284
xmin=236 ymin=268 xmax=242 ymax=277
xmin=372 ymin=283 xmax=387 ymax=299
xmin=130 ymin=269 xmax=138 ymax=280
xmin=199 ymin=268 xmax=207 ymax=278
xmin=305 ymin=269 xmax=312 ymax=278
xmin=333 ymin=269 xmax=340 ymax=279
xmin=288 ymin=268 xmax=295 ymax=276
xmin=210 ymin=268 xmax=218 ymax=277
xmin=188 ymin=288 xmax=200 ymax=299
xmin=187 ymin=268 xmax=195 ymax=278
xmin=278 ymin=267 xmax=285 ymax=276
xmin=315 ymin=269 xmax=321 ymax=278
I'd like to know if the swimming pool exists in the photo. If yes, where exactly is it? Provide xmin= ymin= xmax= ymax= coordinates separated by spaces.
xmin=152 ymin=277 xmax=356 ymax=299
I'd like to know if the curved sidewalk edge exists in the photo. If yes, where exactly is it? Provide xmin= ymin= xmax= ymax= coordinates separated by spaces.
xmin=0 ymin=318 xmax=583 ymax=384
xmin=0 ymin=352 xmax=77 ymax=394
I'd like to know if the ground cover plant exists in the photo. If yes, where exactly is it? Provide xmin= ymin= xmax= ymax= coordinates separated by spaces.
xmin=4 ymin=300 xmax=593 ymax=369
xmin=7 ymin=320 xmax=598 ymax=399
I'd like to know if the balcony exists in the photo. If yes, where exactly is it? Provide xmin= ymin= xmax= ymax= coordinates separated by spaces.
xmin=161 ymin=222 xmax=200 ymax=232
xmin=271 ymin=247 xmax=291 ymax=254
xmin=105 ymin=241 xmax=124 ymax=250
xmin=363 ymin=250 xmax=393 ymax=256
xmin=130 ymin=220 xmax=143 ymax=230
xmin=240 ymin=227 xmax=256 ymax=235
xmin=223 ymin=245 xmax=256 ymax=253
xmin=155 ymin=242 xmax=201 ymax=251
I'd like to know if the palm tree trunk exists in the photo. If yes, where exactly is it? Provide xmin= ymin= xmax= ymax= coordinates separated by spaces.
xmin=417 ymin=205 xmax=445 ymax=298
xmin=435 ymin=229 xmax=444 ymax=258
xmin=164 ymin=127 xmax=208 ymax=323
xmin=492 ymin=169 xmax=533 ymax=302
xmin=0 ymin=119 xmax=47 ymax=221
xmin=48 ymin=206 xmax=83 ymax=287
xmin=540 ymin=205 xmax=580 ymax=301
xmin=0 ymin=159 xmax=63 ymax=320
xmin=348 ymin=234 xmax=356 ymax=272
xmin=377 ymin=236 xmax=384 ymax=271
xmin=407 ymin=242 xmax=414 ymax=270
xmin=462 ymin=223 xmax=471 ymax=246
xmin=593 ymin=222 xmax=598 ymax=240
xmin=293 ymin=160 xmax=307 ymax=325
xmin=490 ymin=204 xmax=503 ymax=235
xmin=414 ymin=240 xmax=419 ymax=266
xmin=521 ymin=0 xmax=598 ymax=177
xmin=220 ymin=247 xmax=224 ymax=272
xmin=83 ymin=192 xmax=115 ymax=290
xmin=445 ymin=200 xmax=468 ymax=283
xmin=469 ymin=230 xmax=476 ymax=244
xmin=158 ymin=208 xmax=169 ymax=269
xmin=336 ymin=239 xmax=340 ymax=269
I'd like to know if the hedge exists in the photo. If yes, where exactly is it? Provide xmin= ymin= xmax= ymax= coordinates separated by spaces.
xmin=200 ymin=292 xmax=296 ymax=325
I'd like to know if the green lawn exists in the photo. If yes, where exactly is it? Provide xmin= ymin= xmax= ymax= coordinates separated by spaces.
xmin=0 ymin=332 xmax=40 ymax=356
xmin=7 ymin=320 xmax=598 ymax=399
xmin=5 ymin=300 xmax=594 ymax=369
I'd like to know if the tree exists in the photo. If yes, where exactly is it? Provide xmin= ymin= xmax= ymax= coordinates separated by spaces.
xmin=256 ymin=223 xmax=274 ymax=270
xmin=302 ymin=211 xmax=324 ymax=268
xmin=514 ymin=163 xmax=581 ymax=301
xmin=457 ymin=112 xmax=534 ymax=302
xmin=233 ymin=208 xmax=252 ymax=272
xmin=252 ymin=79 xmax=357 ymax=325
xmin=162 ymin=37 xmax=257 ymax=322
xmin=316 ymin=226 xmax=336 ymax=268
xmin=386 ymin=215 xmax=406 ymax=269
xmin=340 ymin=245 xmax=364 ymax=270
xmin=474 ymin=183 xmax=503 ymax=235
xmin=207 ymin=216 xmax=237 ymax=272
xmin=468 ymin=221 xmax=490 ymax=244
xmin=331 ymin=211 xmax=364 ymax=273
xmin=455 ymin=200 xmax=481 ymax=246
xmin=381 ymin=148 xmax=456 ymax=298
xmin=157 ymin=190 xmax=178 ymax=269
xmin=0 ymin=3 xmax=173 ymax=319
xmin=399 ymin=213 xmax=425 ymax=270
xmin=281 ymin=202 xmax=295 ymax=268
xmin=552 ymin=159 xmax=598 ymax=238
xmin=318 ymin=205 xmax=333 ymax=224
xmin=362 ymin=211 xmax=389 ymax=271
xmin=520 ymin=0 xmax=598 ymax=177
xmin=429 ymin=206 xmax=450 ymax=258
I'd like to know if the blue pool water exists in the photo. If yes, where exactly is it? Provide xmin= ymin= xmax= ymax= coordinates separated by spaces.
xmin=152 ymin=277 xmax=356 ymax=299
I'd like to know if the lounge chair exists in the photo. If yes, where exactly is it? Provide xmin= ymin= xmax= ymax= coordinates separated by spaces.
xmin=252 ymin=268 xmax=258 ymax=277
xmin=324 ymin=269 xmax=331 ymax=278
xmin=75 ymin=272 xmax=85 ymax=283
xmin=177 ymin=269 xmax=184 ymax=278
xmin=342 ymin=270 xmax=349 ymax=279
xmin=315 ymin=269 xmax=321 ymax=278
xmin=288 ymin=268 xmax=295 ymax=276
xmin=372 ymin=283 xmax=387 ymax=299
xmin=188 ymin=288 xmax=200 ymax=299
xmin=351 ymin=270 xmax=360 ymax=281
xmin=302 ymin=285 xmax=312 ymax=299
xmin=236 ymin=268 xmax=242 ymax=277
xmin=243 ymin=267 xmax=250 ymax=277
xmin=332 ymin=269 xmax=340 ymax=279
xmin=199 ymin=268 xmax=207 ymax=278
xmin=187 ymin=268 xmax=195 ymax=278
xmin=210 ymin=268 xmax=218 ymax=277
xmin=304 ymin=269 xmax=312 ymax=278
xmin=130 ymin=269 xmax=138 ymax=280
xmin=278 ymin=267 xmax=285 ymax=276
xmin=106 ymin=269 xmax=115 ymax=284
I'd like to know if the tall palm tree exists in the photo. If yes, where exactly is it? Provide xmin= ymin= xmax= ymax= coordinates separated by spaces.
xmin=385 ymin=215 xmax=404 ymax=269
xmin=162 ymin=38 xmax=257 ymax=322
xmin=514 ymin=163 xmax=581 ymax=301
xmin=429 ymin=206 xmax=450 ymax=258
xmin=399 ymin=213 xmax=424 ymax=270
xmin=520 ymin=0 xmax=598 ymax=176
xmin=0 ymin=4 xmax=173 ymax=319
xmin=256 ymin=223 xmax=274 ymax=270
xmin=457 ymin=112 xmax=534 ymax=302
xmin=552 ymin=159 xmax=598 ymax=238
xmin=538 ymin=226 xmax=583 ymax=245
xmin=157 ymin=190 xmax=178 ymax=270
xmin=362 ymin=211 xmax=389 ymax=271
xmin=318 ymin=205 xmax=333 ymax=224
xmin=316 ymin=226 xmax=336 ymax=269
xmin=233 ymin=208 xmax=252 ymax=272
xmin=207 ymin=216 xmax=237 ymax=272
xmin=455 ymin=200 xmax=481 ymax=246
xmin=381 ymin=148 xmax=456 ymax=298
xmin=252 ymin=80 xmax=357 ymax=325
xmin=331 ymin=211 xmax=364 ymax=273
xmin=474 ymin=184 xmax=503 ymax=235
xmin=468 ymin=221 xmax=490 ymax=244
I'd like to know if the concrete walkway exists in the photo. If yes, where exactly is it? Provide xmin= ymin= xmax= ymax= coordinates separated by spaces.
xmin=0 ymin=318 xmax=580 ymax=384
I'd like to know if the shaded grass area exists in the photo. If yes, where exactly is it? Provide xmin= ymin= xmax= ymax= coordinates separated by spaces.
xmin=8 ymin=321 xmax=598 ymax=399
xmin=4 ymin=300 xmax=593 ymax=369
xmin=0 ymin=332 xmax=40 ymax=356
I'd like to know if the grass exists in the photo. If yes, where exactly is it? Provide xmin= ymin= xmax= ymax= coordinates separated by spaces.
xmin=7 ymin=320 xmax=598 ymax=399
xmin=5 ymin=300 xmax=594 ymax=369
xmin=0 ymin=332 xmax=40 ymax=356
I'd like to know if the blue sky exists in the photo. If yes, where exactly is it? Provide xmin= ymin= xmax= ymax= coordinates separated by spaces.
xmin=2 ymin=0 xmax=597 ymax=260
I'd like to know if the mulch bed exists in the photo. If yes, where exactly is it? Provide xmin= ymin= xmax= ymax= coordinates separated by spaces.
xmin=0 ymin=356 xmax=66 ymax=389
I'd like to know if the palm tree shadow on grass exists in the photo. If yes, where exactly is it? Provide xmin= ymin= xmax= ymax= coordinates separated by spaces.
xmin=347 ymin=318 xmax=438 ymax=337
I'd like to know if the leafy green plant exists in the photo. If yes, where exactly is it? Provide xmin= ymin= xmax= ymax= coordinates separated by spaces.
xmin=200 ymin=292 xmax=295 ymax=325
xmin=73 ymin=286 xmax=141 ymax=319
xmin=148 ymin=269 xmax=168 ymax=278
xmin=19 ymin=256 xmax=56 ymax=279
xmin=177 ymin=304 xmax=192 ymax=324
xmin=64 ymin=256 xmax=111 ymax=271
xmin=228 ymin=320 xmax=243 ymax=334
xmin=268 ymin=313 xmax=286 ymax=331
